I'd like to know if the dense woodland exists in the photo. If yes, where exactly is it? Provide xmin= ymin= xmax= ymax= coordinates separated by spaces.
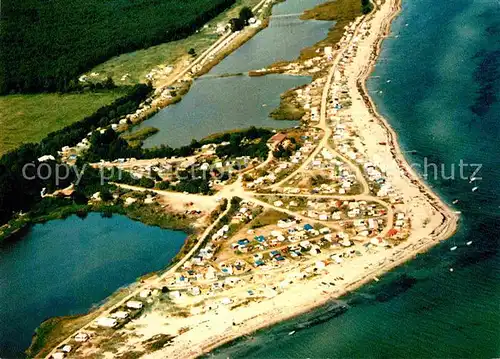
xmin=0 ymin=0 xmax=235 ymax=94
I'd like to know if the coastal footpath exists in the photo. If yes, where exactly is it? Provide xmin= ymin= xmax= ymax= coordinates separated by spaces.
xmin=41 ymin=0 xmax=459 ymax=358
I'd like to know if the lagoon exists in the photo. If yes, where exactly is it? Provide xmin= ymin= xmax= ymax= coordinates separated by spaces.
xmin=138 ymin=0 xmax=333 ymax=148
xmin=0 ymin=213 xmax=186 ymax=358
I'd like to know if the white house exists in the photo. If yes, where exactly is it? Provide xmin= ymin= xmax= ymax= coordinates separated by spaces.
xmin=111 ymin=311 xmax=129 ymax=319
xmin=74 ymin=332 xmax=89 ymax=342
xmin=95 ymin=317 xmax=117 ymax=328
xmin=126 ymin=300 xmax=143 ymax=310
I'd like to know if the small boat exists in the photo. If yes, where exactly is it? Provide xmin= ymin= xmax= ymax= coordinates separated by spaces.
xmin=450 ymin=246 xmax=457 ymax=251
xmin=453 ymin=211 xmax=462 ymax=214
xmin=450 ymin=268 xmax=454 ymax=272
xmin=386 ymin=80 xmax=391 ymax=83
xmin=452 ymin=199 xmax=459 ymax=204
xmin=472 ymin=186 xmax=478 ymax=192
xmin=288 ymin=331 xmax=296 ymax=336
xmin=466 ymin=241 xmax=473 ymax=246
xmin=469 ymin=177 xmax=477 ymax=183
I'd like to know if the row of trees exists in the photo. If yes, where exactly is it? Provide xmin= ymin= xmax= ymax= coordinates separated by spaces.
xmin=84 ymin=126 xmax=273 ymax=164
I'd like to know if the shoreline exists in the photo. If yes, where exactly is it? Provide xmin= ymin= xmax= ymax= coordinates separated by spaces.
xmin=188 ymin=0 xmax=460 ymax=356
xmin=37 ymin=1 xmax=460 ymax=358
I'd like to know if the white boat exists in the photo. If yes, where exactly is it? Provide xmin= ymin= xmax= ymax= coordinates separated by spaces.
xmin=453 ymin=211 xmax=462 ymax=214
xmin=469 ymin=177 xmax=477 ymax=183
xmin=452 ymin=199 xmax=459 ymax=204
xmin=450 ymin=246 xmax=457 ymax=251
xmin=466 ymin=241 xmax=473 ymax=246
xmin=373 ymin=276 xmax=380 ymax=282
xmin=288 ymin=331 xmax=296 ymax=336
xmin=472 ymin=186 xmax=478 ymax=192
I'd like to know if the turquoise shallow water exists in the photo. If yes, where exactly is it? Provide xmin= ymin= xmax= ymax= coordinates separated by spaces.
xmin=0 ymin=214 xmax=186 ymax=358
xmin=209 ymin=0 xmax=500 ymax=357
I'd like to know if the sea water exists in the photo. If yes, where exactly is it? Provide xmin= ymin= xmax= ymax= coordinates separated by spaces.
xmin=209 ymin=0 xmax=500 ymax=357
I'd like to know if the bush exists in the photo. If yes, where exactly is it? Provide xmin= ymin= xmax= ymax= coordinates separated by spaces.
xmin=157 ymin=181 xmax=170 ymax=190
xmin=139 ymin=177 xmax=155 ymax=189
xmin=361 ymin=0 xmax=373 ymax=14
xmin=229 ymin=17 xmax=245 ymax=32
xmin=100 ymin=187 xmax=114 ymax=202
xmin=239 ymin=6 xmax=254 ymax=24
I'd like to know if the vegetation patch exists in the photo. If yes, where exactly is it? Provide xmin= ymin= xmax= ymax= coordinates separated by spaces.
xmin=143 ymin=334 xmax=175 ymax=352
xmin=250 ymin=209 xmax=290 ymax=229
xmin=299 ymin=0 xmax=365 ymax=60
xmin=122 ymin=126 xmax=159 ymax=147
xmin=270 ymin=90 xmax=306 ymax=121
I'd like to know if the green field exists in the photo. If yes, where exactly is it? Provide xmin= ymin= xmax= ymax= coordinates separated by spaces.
xmin=1 ymin=0 xmax=235 ymax=93
xmin=0 ymin=91 xmax=124 ymax=155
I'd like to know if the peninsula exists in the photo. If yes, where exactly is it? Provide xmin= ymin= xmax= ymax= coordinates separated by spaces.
xmin=23 ymin=0 xmax=458 ymax=358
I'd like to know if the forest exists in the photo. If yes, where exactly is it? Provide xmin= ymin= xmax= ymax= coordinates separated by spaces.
xmin=0 ymin=0 xmax=235 ymax=94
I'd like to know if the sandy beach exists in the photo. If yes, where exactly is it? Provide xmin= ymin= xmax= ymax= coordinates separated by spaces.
xmin=39 ymin=1 xmax=460 ymax=358
xmin=112 ymin=1 xmax=458 ymax=358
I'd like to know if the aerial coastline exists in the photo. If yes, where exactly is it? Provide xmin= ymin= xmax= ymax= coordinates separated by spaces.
xmin=32 ymin=0 xmax=461 ymax=358
xmin=0 ymin=0 xmax=465 ymax=358
xmin=176 ymin=0 xmax=460 ymax=356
